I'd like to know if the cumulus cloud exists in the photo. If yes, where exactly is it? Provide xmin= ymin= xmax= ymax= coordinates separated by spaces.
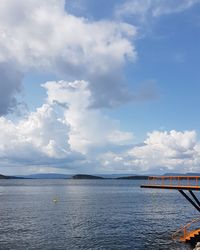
xmin=0 ymin=0 xmax=199 ymax=174
xmin=99 ymin=130 xmax=200 ymax=173
xmin=1 ymin=86 xmax=200 ymax=174
xmin=0 ymin=80 xmax=134 ymax=169
xmin=0 ymin=0 xmax=138 ymax=114
xmin=115 ymin=0 xmax=200 ymax=20
xmin=0 ymin=103 xmax=83 ymax=166
xmin=43 ymin=80 xmax=134 ymax=154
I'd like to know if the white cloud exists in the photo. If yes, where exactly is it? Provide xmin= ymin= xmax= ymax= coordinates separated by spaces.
xmin=1 ymin=88 xmax=200 ymax=174
xmin=94 ymin=130 xmax=200 ymax=174
xmin=43 ymin=80 xmax=134 ymax=154
xmin=102 ymin=130 xmax=200 ymax=173
xmin=115 ymin=0 xmax=200 ymax=20
xmin=108 ymin=130 xmax=134 ymax=146
xmin=0 ymin=80 xmax=134 ymax=170
xmin=0 ymin=0 xmax=137 ymax=114
xmin=0 ymin=103 xmax=82 ymax=166
xmin=0 ymin=1 xmax=199 ymax=174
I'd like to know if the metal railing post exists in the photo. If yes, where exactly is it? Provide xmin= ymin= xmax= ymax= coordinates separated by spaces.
xmin=184 ymin=227 xmax=187 ymax=239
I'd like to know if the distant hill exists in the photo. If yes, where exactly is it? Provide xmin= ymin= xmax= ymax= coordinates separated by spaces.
xmin=0 ymin=174 xmax=24 ymax=179
xmin=164 ymin=173 xmax=200 ymax=176
xmin=17 ymin=173 xmax=72 ymax=179
xmin=117 ymin=175 xmax=149 ymax=180
xmin=72 ymin=174 xmax=148 ymax=180
xmin=99 ymin=174 xmax=136 ymax=178
xmin=16 ymin=174 xmax=149 ymax=180
xmin=0 ymin=174 xmax=11 ymax=179
xmin=72 ymin=174 xmax=104 ymax=179
xmin=185 ymin=173 xmax=200 ymax=176
xmin=3 ymin=172 xmax=200 ymax=180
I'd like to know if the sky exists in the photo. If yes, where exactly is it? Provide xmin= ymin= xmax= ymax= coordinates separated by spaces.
xmin=0 ymin=0 xmax=200 ymax=175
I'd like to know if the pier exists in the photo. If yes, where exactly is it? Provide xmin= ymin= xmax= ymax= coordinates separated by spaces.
xmin=141 ymin=176 xmax=200 ymax=245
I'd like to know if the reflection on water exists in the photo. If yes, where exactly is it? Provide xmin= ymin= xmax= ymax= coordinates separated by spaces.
xmin=0 ymin=179 xmax=196 ymax=249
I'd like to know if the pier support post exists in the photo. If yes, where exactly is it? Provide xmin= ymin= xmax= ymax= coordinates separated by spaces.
xmin=179 ymin=190 xmax=200 ymax=213
xmin=189 ymin=190 xmax=200 ymax=207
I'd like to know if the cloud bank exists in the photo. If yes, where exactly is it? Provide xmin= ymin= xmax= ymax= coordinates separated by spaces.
xmin=0 ymin=0 xmax=199 ymax=174
xmin=100 ymin=130 xmax=200 ymax=173
xmin=0 ymin=0 xmax=139 ymax=114
xmin=0 ymin=81 xmax=200 ymax=174
xmin=0 ymin=80 xmax=134 ymax=169
xmin=115 ymin=0 xmax=200 ymax=20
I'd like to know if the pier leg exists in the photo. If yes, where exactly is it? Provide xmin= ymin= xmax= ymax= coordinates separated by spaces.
xmin=179 ymin=190 xmax=200 ymax=213
xmin=189 ymin=190 xmax=200 ymax=207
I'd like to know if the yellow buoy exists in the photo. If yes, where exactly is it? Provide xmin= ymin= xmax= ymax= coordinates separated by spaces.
xmin=53 ymin=198 xmax=58 ymax=203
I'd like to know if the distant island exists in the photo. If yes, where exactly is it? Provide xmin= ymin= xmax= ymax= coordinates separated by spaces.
xmin=1 ymin=173 xmax=200 ymax=180
xmin=0 ymin=174 xmax=24 ymax=179
xmin=0 ymin=174 xmax=10 ymax=179
xmin=0 ymin=173 xmax=149 ymax=180
xmin=117 ymin=176 xmax=149 ymax=180
xmin=164 ymin=173 xmax=200 ymax=176
xmin=15 ymin=173 xmax=150 ymax=179
xmin=18 ymin=173 xmax=72 ymax=179
xmin=72 ymin=174 xmax=149 ymax=180
xmin=72 ymin=174 xmax=104 ymax=179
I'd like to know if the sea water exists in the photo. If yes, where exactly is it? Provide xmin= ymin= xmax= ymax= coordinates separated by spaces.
xmin=0 ymin=179 xmax=196 ymax=250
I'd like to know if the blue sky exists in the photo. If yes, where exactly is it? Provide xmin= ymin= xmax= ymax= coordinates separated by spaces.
xmin=0 ymin=0 xmax=200 ymax=175
xmin=27 ymin=0 xmax=200 ymax=139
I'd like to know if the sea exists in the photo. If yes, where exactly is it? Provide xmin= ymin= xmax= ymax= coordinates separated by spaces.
xmin=0 ymin=179 xmax=198 ymax=250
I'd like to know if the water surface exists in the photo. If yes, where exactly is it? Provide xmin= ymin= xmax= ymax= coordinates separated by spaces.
xmin=0 ymin=179 xmax=197 ymax=249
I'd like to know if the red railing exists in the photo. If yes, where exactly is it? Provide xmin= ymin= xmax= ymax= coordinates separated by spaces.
xmin=147 ymin=176 xmax=200 ymax=187
xmin=172 ymin=217 xmax=200 ymax=241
